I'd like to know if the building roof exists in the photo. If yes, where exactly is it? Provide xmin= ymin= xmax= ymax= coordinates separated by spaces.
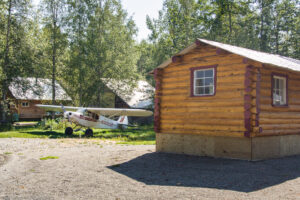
xmin=102 ymin=79 xmax=154 ymax=108
xmin=155 ymin=38 xmax=300 ymax=72
xmin=9 ymin=77 xmax=72 ymax=101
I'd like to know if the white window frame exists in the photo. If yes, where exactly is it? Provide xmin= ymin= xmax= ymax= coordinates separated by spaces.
xmin=193 ymin=68 xmax=215 ymax=96
xmin=21 ymin=102 xmax=29 ymax=107
xmin=272 ymin=75 xmax=287 ymax=106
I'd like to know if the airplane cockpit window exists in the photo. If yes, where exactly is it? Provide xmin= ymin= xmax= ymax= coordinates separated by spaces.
xmin=83 ymin=110 xmax=99 ymax=120
xmin=83 ymin=109 xmax=89 ymax=116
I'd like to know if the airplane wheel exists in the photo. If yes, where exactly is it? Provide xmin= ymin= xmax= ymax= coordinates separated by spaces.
xmin=85 ymin=128 xmax=93 ymax=137
xmin=65 ymin=127 xmax=73 ymax=135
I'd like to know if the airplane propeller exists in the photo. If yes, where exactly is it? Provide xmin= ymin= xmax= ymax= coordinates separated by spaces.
xmin=61 ymin=104 xmax=71 ymax=124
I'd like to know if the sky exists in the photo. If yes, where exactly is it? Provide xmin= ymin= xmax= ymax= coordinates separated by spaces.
xmin=121 ymin=0 xmax=163 ymax=41
xmin=32 ymin=0 xmax=164 ymax=41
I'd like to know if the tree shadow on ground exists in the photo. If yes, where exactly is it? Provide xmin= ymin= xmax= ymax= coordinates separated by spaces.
xmin=108 ymin=152 xmax=300 ymax=192
xmin=19 ymin=131 xmax=74 ymax=139
xmin=20 ymin=127 xmax=155 ymax=140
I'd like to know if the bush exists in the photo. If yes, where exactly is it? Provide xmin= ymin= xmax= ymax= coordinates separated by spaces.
xmin=0 ymin=122 xmax=13 ymax=131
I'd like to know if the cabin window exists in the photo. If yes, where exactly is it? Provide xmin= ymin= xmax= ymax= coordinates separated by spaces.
xmin=272 ymin=74 xmax=287 ymax=106
xmin=21 ymin=102 xmax=29 ymax=107
xmin=190 ymin=65 xmax=217 ymax=97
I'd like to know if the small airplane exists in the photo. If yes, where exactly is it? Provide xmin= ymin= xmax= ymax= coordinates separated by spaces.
xmin=36 ymin=104 xmax=153 ymax=136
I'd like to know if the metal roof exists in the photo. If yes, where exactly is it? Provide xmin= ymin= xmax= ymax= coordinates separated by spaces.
xmin=9 ymin=77 xmax=72 ymax=101
xmin=155 ymin=38 xmax=300 ymax=72
xmin=102 ymin=79 xmax=154 ymax=109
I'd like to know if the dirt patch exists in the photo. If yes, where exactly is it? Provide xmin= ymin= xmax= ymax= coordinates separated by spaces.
xmin=0 ymin=138 xmax=300 ymax=200
xmin=0 ymin=154 xmax=9 ymax=167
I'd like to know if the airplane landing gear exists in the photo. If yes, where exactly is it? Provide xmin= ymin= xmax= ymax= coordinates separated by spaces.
xmin=65 ymin=127 xmax=73 ymax=135
xmin=85 ymin=128 xmax=93 ymax=137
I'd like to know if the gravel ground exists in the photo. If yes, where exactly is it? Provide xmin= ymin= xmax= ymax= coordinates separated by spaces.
xmin=0 ymin=138 xmax=300 ymax=200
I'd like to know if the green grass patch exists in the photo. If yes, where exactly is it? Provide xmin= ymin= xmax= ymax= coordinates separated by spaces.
xmin=40 ymin=156 xmax=59 ymax=160
xmin=4 ymin=152 xmax=12 ymax=155
xmin=0 ymin=125 xmax=155 ymax=144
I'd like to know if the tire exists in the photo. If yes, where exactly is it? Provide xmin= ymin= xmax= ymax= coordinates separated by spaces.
xmin=85 ymin=128 xmax=93 ymax=137
xmin=65 ymin=127 xmax=73 ymax=135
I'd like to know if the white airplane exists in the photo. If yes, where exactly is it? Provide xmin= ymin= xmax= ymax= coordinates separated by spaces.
xmin=36 ymin=104 xmax=153 ymax=136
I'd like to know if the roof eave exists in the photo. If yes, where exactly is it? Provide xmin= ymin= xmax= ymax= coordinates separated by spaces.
xmin=150 ymin=38 xmax=300 ymax=73
xmin=149 ymin=42 xmax=198 ymax=74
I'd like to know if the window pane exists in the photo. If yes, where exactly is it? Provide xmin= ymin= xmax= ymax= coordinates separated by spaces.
xmin=195 ymin=87 xmax=204 ymax=95
xmin=275 ymin=79 xmax=279 ymax=89
xmin=195 ymin=79 xmax=204 ymax=86
xmin=279 ymin=79 xmax=283 ymax=90
xmin=204 ymin=86 xmax=214 ymax=95
xmin=204 ymin=78 xmax=214 ymax=86
xmin=273 ymin=76 xmax=287 ymax=105
xmin=195 ymin=70 xmax=204 ymax=78
xmin=279 ymin=89 xmax=285 ymax=104
xmin=205 ymin=69 xmax=213 ymax=77
xmin=193 ymin=67 xmax=215 ymax=96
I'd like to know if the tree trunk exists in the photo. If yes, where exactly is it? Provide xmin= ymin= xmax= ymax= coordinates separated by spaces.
xmin=228 ymin=1 xmax=232 ymax=40
xmin=1 ymin=0 xmax=12 ymax=122
xmin=51 ymin=3 xmax=57 ymax=121
xmin=259 ymin=0 xmax=267 ymax=51
xmin=52 ymin=21 xmax=56 ymax=105
xmin=275 ymin=22 xmax=279 ymax=54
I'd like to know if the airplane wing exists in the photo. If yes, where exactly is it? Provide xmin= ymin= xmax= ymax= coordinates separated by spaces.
xmin=36 ymin=104 xmax=153 ymax=117
xmin=86 ymin=108 xmax=153 ymax=117
xmin=36 ymin=104 xmax=79 ymax=112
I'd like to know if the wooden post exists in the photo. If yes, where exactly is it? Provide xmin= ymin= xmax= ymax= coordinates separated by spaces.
xmin=244 ymin=65 xmax=253 ymax=137
xmin=154 ymin=68 xmax=163 ymax=133
xmin=255 ymin=68 xmax=261 ymax=128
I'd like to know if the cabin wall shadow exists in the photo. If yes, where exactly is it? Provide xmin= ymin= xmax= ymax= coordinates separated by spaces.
xmin=108 ymin=152 xmax=300 ymax=192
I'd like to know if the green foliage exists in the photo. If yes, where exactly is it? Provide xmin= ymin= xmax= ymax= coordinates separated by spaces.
xmin=62 ymin=0 xmax=140 ymax=106
xmin=138 ymin=0 xmax=300 ymax=84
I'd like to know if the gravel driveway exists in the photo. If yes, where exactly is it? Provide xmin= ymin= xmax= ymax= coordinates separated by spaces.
xmin=0 ymin=138 xmax=300 ymax=200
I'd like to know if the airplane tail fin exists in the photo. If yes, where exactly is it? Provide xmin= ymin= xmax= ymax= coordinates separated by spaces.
xmin=117 ymin=116 xmax=128 ymax=125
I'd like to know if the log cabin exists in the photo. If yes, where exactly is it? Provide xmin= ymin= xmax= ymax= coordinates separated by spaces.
xmin=152 ymin=38 xmax=300 ymax=160
xmin=7 ymin=78 xmax=72 ymax=120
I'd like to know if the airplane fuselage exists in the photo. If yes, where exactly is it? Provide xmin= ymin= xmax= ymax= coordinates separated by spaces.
xmin=65 ymin=111 xmax=119 ymax=129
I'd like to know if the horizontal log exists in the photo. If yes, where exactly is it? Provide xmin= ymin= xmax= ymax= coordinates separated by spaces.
xmin=160 ymin=128 xmax=244 ymax=137
xmin=160 ymin=119 xmax=244 ymax=126
xmin=260 ymin=112 xmax=300 ymax=119
xmin=160 ymin=124 xmax=246 ymax=132
xmin=164 ymin=56 xmax=244 ymax=73
xmin=260 ymin=104 xmax=300 ymax=112
xmin=161 ymin=112 xmax=245 ymax=119
xmin=256 ymin=129 xmax=300 ymax=137
xmin=162 ymin=74 xmax=245 ymax=88
xmin=163 ymin=70 xmax=246 ymax=83
xmin=260 ymin=124 xmax=300 ymax=130
xmin=161 ymin=106 xmax=244 ymax=113
xmin=259 ymin=118 xmax=300 ymax=125
xmin=163 ymin=65 xmax=246 ymax=78
xmin=161 ymin=87 xmax=245 ymax=96
xmin=181 ymin=51 xmax=219 ymax=61
xmin=160 ymin=92 xmax=245 ymax=101
xmin=160 ymin=100 xmax=244 ymax=108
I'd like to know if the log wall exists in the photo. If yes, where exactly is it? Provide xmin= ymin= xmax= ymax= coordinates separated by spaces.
xmin=16 ymin=100 xmax=46 ymax=119
xmin=157 ymin=44 xmax=249 ymax=137
xmin=255 ymin=64 xmax=300 ymax=136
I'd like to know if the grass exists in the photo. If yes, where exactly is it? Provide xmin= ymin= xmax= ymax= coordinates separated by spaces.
xmin=0 ymin=125 xmax=156 ymax=145
xmin=40 ymin=156 xmax=59 ymax=160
